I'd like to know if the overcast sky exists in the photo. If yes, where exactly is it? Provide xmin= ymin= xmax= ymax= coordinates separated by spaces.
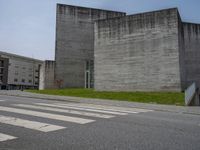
xmin=0 ymin=0 xmax=200 ymax=60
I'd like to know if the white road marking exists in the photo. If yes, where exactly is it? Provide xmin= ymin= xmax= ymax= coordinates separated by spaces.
xmin=0 ymin=115 xmax=66 ymax=132
xmin=36 ymin=103 xmax=127 ymax=115
xmin=56 ymin=103 xmax=153 ymax=113
xmin=0 ymin=133 xmax=17 ymax=142
xmin=0 ymin=106 xmax=95 ymax=124
xmin=14 ymin=104 xmax=114 ymax=119
xmin=0 ymin=100 xmax=5 ymax=102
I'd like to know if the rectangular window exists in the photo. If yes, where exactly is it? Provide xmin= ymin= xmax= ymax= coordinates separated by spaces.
xmin=0 ymin=60 xmax=4 ymax=67
xmin=0 ymin=76 xmax=3 ymax=82
xmin=29 ymin=80 xmax=32 ymax=83
xmin=86 ymin=61 xmax=90 ymax=71
xmin=21 ymin=79 xmax=25 ymax=83
xmin=0 ymin=68 xmax=3 ymax=74
xmin=14 ymin=78 xmax=18 ymax=82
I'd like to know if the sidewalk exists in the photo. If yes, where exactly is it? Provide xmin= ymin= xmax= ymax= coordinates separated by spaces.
xmin=0 ymin=90 xmax=199 ymax=115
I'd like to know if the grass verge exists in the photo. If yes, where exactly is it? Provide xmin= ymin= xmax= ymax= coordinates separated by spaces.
xmin=27 ymin=88 xmax=184 ymax=106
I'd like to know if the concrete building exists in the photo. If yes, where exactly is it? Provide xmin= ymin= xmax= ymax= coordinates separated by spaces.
xmin=39 ymin=60 xmax=55 ymax=90
xmin=55 ymin=4 xmax=125 ymax=89
xmin=0 ymin=51 xmax=43 ymax=90
xmin=52 ymin=4 xmax=200 ymax=92
xmin=95 ymin=8 xmax=200 ymax=92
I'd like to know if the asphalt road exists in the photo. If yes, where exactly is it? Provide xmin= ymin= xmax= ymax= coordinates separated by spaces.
xmin=0 ymin=95 xmax=200 ymax=150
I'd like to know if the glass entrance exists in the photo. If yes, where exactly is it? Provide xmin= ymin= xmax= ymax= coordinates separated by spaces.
xmin=85 ymin=60 xmax=94 ymax=88
xmin=85 ymin=70 xmax=90 ymax=88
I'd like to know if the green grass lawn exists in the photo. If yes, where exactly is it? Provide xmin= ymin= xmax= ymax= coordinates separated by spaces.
xmin=27 ymin=88 xmax=185 ymax=106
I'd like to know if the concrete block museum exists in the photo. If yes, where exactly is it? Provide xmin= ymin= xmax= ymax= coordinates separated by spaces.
xmin=39 ymin=4 xmax=200 ymax=92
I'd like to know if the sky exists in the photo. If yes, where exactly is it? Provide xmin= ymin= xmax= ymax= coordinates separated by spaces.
xmin=0 ymin=0 xmax=200 ymax=60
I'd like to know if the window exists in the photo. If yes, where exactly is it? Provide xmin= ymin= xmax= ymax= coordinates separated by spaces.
xmin=14 ymin=78 xmax=18 ymax=82
xmin=86 ymin=61 xmax=90 ymax=71
xmin=0 ymin=76 xmax=3 ymax=82
xmin=15 ymin=66 xmax=19 ymax=68
xmin=29 ymin=80 xmax=32 ymax=83
xmin=35 ymin=70 xmax=39 ymax=73
xmin=35 ymin=82 xmax=38 ymax=85
xmin=21 ymin=79 xmax=25 ymax=83
xmin=0 ymin=60 xmax=4 ymax=67
xmin=0 ymin=68 xmax=3 ymax=74
xmin=29 ymin=74 xmax=32 ymax=77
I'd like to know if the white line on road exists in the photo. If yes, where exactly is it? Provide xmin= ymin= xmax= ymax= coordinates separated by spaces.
xmin=56 ymin=103 xmax=153 ymax=113
xmin=0 ymin=133 xmax=17 ymax=142
xmin=0 ymin=106 xmax=95 ymax=124
xmin=36 ymin=103 xmax=127 ymax=115
xmin=14 ymin=104 xmax=114 ymax=119
xmin=0 ymin=115 xmax=66 ymax=132
xmin=0 ymin=100 xmax=5 ymax=102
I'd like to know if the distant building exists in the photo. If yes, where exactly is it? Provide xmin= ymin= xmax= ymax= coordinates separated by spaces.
xmin=42 ymin=4 xmax=200 ymax=92
xmin=0 ymin=51 xmax=43 ymax=90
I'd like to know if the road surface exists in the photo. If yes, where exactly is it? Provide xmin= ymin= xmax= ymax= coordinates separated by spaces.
xmin=0 ymin=95 xmax=200 ymax=150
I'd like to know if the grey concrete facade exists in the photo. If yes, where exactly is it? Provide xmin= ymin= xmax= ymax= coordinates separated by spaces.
xmin=55 ymin=4 xmax=125 ymax=88
xmin=95 ymin=8 xmax=181 ymax=91
xmin=179 ymin=22 xmax=200 ymax=90
xmin=54 ymin=4 xmax=200 ymax=92
xmin=39 ymin=60 xmax=55 ymax=90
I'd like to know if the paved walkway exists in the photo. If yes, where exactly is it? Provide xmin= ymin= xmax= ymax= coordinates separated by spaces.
xmin=0 ymin=90 xmax=200 ymax=115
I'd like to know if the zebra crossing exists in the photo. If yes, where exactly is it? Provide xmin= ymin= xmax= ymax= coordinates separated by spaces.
xmin=35 ymin=103 xmax=128 ymax=115
xmin=0 ymin=133 xmax=17 ymax=142
xmin=0 ymin=115 xmax=66 ymax=132
xmin=0 ymin=102 xmax=153 ymax=142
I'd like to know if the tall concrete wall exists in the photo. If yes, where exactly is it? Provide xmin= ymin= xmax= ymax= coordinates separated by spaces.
xmin=94 ymin=8 xmax=182 ymax=91
xmin=55 ymin=4 xmax=125 ymax=88
xmin=179 ymin=22 xmax=200 ymax=89
xmin=177 ymin=14 xmax=186 ymax=91
xmin=39 ymin=61 xmax=55 ymax=90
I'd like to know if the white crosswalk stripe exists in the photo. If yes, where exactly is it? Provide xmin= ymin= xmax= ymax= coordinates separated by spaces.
xmin=0 ymin=133 xmax=17 ymax=142
xmin=0 ymin=102 xmax=153 ymax=142
xmin=0 ymin=106 xmax=95 ymax=124
xmin=13 ymin=104 xmax=114 ymax=119
xmin=35 ymin=103 xmax=128 ymax=115
xmin=0 ymin=115 xmax=66 ymax=132
xmin=56 ymin=103 xmax=153 ymax=113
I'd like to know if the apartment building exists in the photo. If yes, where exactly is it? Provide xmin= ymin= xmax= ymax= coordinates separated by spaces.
xmin=0 ymin=51 xmax=43 ymax=90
